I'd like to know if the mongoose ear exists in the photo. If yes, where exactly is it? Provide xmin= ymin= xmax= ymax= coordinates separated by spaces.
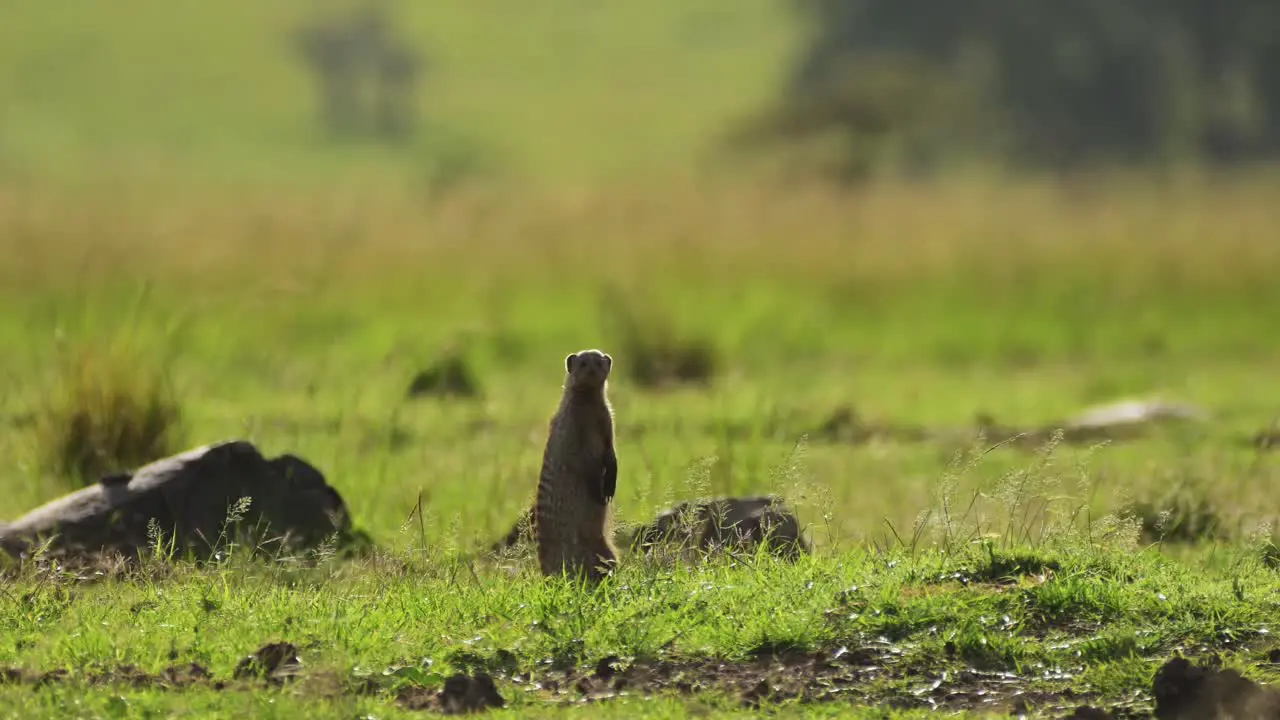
xmin=603 ymin=353 xmax=613 ymax=371
xmin=565 ymin=353 xmax=578 ymax=373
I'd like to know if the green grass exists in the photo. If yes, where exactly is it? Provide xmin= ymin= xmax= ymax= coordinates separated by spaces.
xmin=3 ymin=2 xmax=1280 ymax=717
xmin=0 ymin=0 xmax=796 ymax=186
xmin=1 ymin=174 xmax=1279 ymax=717
xmin=1 ymin=505 xmax=1279 ymax=718
xmin=3 ymin=176 xmax=1278 ymax=546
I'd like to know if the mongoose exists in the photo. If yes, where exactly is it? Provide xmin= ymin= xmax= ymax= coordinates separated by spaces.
xmin=534 ymin=349 xmax=619 ymax=583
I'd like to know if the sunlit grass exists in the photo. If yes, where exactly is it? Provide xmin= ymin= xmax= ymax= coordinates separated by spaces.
xmin=0 ymin=172 xmax=1278 ymax=718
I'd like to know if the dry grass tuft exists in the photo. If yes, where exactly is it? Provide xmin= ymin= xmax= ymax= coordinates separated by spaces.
xmin=602 ymin=288 xmax=718 ymax=389
xmin=405 ymin=347 xmax=483 ymax=400
xmin=1124 ymin=477 xmax=1233 ymax=545
xmin=3 ymin=172 xmax=1278 ymax=298
xmin=34 ymin=344 xmax=184 ymax=487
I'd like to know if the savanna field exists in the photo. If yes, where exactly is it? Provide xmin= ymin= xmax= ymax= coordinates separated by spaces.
xmin=3 ymin=3 xmax=1280 ymax=718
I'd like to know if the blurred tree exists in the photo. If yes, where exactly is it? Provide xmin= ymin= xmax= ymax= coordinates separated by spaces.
xmin=295 ymin=1 xmax=423 ymax=144
xmin=768 ymin=0 xmax=1280 ymax=172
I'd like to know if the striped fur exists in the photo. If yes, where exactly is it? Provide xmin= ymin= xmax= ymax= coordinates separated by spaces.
xmin=534 ymin=349 xmax=619 ymax=583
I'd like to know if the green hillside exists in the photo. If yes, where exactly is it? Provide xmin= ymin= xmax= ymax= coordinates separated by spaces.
xmin=0 ymin=0 xmax=798 ymax=185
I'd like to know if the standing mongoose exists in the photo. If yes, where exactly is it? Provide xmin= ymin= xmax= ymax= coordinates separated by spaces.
xmin=534 ymin=349 xmax=619 ymax=583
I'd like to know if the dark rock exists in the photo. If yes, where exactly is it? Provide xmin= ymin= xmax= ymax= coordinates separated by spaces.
xmin=233 ymin=642 xmax=303 ymax=683
xmin=1152 ymin=656 xmax=1280 ymax=720
xmin=161 ymin=662 xmax=212 ymax=687
xmin=437 ymin=672 xmax=505 ymax=714
xmin=628 ymin=495 xmax=811 ymax=561
xmin=0 ymin=440 xmax=352 ymax=561
xmin=405 ymin=353 xmax=481 ymax=400
xmin=593 ymin=655 xmax=622 ymax=682
xmin=489 ymin=495 xmax=810 ymax=563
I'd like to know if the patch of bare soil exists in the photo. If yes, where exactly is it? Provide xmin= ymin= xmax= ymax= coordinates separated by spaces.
xmin=396 ymin=672 xmax=506 ymax=714
xmin=0 ymin=662 xmax=222 ymax=691
xmin=506 ymin=646 xmax=1097 ymax=715
xmin=0 ymin=643 xmax=1078 ymax=713
xmin=0 ymin=642 xmax=298 ymax=694
xmin=4 ymin=642 xmax=1278 ymax=718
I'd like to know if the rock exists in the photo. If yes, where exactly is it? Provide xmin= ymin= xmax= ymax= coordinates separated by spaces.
xmin=489 ymin=495 xmax=811 ymax=563
xmin=1152 ymin=656 xmax=1280 ymax=720
xmin=397 ymin=671 xmax=506 ymax=713
xmin=233 ymin=642 xmax=303 ymax=684
xmin=438 ymin=672 xmax=506 ymax=714
xmin=1057 ymin=398 xmax=1208 ymax=442
xmin=966 ymin=398 xmax=1210 ymax=450
xmin=405 ymin=351 xmax=481 ymax=400
xmin=0 ymin=440 xmax=352 ymax=561
xmin=628 ymin=495 xmax=811 ymax=561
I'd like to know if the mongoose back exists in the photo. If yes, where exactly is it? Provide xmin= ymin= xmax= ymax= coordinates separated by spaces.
xmin=534 ymin=349 xmax=619 ymax=583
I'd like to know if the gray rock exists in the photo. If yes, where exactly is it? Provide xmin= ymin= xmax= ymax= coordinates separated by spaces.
xmin=488 ymin=495 xmax=812 ymax=563
xmin=0 ymin=440 xmax=351 ymax=561
xmin=1061 ymin=398 xmax=1207 ymax=437
xmin=628 ymin=495 xmax=811 ymax=561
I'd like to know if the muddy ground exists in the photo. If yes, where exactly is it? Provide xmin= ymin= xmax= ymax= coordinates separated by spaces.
xmin=5 ymin=640 xmax=1278 ymax=718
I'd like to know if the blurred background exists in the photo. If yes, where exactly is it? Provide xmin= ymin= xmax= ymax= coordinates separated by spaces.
xmin=2 ymin=0 xmax=1279 ymax=545
xmin=3 ymin=0 xmax=1278 ymax=187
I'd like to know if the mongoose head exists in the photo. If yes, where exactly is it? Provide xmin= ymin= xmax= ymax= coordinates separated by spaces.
xmin=565 ymin=349 xmax=612 ymax=390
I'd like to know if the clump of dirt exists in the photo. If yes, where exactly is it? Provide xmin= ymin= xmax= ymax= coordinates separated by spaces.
xmin=602 ymin=288 xmax=718 ymax=390
xmin=161 ymin=662 xmax=213 ymax=687
xmin=0 ymin=662 xmax=220 ymax=691
xmin=518 ymin=645 xmax=1085 ymax=714
xmin=397 ymin=672 xmax=505 ymax=714
xmin=233 ymin=641 xmax=303 ymax=684
xmin=405 ymin=349 xmax=482 ymax=400
xmin=5 ymin=642 xmax=1278 ymax=717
